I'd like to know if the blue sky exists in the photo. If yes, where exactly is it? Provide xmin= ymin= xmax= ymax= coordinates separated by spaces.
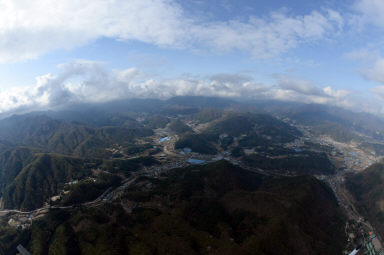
xmin=0 ymin=0 xmax=384 ymax=115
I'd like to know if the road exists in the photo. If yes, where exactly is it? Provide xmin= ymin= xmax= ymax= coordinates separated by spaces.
xmin=0 ymin=174 xmax=141 ymax=220
xmin=0 ymin=159 xmax=283 ymax=219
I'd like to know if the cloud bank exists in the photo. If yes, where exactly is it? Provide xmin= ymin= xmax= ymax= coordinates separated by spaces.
xmin=0 ymin=60 xmax=375 ymax=116
xmin=0 ymin=0 xmax=343 ymax=62
xmin=345 ymin=49 xmax=384 ymax=104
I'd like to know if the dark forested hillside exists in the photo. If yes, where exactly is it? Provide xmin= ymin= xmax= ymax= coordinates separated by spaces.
xmin=0 ymin=114 xmax=153 ymax=157
xmin=346 ymin=163 xmax=384 ymax=238
xmin=205 ymin=113 xmax=301 ymax=143
xmin=242 ymin=151 xmax=335 ymax=175
xmin=2 ymin=154 xmax=94 ymax=210
xmin=20 ymin=161 xmax=346 ymax=255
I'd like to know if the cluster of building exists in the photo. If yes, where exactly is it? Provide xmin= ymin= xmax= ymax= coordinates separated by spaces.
xmin=8 ymin=216 xmax=31 ymax=230
xmin=366 ymin=232 xmax=383 ymax=254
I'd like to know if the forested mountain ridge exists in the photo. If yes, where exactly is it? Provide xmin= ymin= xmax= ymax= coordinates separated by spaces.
xmin=19 ymin=161 xmax=346 ymax=255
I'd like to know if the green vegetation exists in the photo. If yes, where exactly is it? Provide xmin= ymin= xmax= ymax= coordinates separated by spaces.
xmin=167 ymin=119 xmax=192 ymax=134
xmin=205 ymin=113 xmax=300 ymax=144
xmin=346 ymin=163 xmax=384 ymax=237
xmin=123 ymin=143 xmax=152 ymax=156
xmin=231 ymin=147 xmax=244 ymax=157
xmin=310 ymin=122 xmax=361 ymax=143
xmin=102 ymin=156 xmax=158 ymax=175
xmin=238 ymin=133 xmax=271 ymax=147
xmin=61 ymin=173 xmax=122 ymax=205
xmin=175 ymin=133 xmax=217 ymax=154
xmin=206 ymin=114 xmax=255 ymax=136
xmin=0 ymin=147 xmax=36 ymax=193
xmin=219 ymin=135 xmax=234 ymax=150
xmin=2 ymin=154 xmax=94 ymax=210
xmin=22 ymin=161 xmax=345 ymax=255
xmin=190 ymin=108 xmax=224 ymax=123
xmin=54 ymin=125 xmax=153 ymax=157
xmin=0 ymin=115 xmax=153 ymax=157
xmin=143 ymin=115 xmax=169 ymax=129
xmin=174 ymin=113 xmax=301 ymax=155
xmin=243 ymin=151 xmax=335 ymax=175
xmin=0 ymin=152 xmax=156 ymax=210
xmin=0 ymin=218 xmax=30 ymax=255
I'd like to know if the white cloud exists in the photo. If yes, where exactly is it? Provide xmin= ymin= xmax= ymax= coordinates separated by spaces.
xmin=0 ymin=60 xmax=366 ymax=116
xmin=371 ymin=85 xmax=384 ymax=98
xmin=269 ymin=75 xmax=356 ymax=109
xmin=354 ymin=0 xmax=384 ymax=27
xmin=346 ymin=50 xmax=384 ymax=84
xmin=368 ymin=86 xmax=384 ymax=113
xmin=191 ymin=9 xmax=342 ymax=58
xmin=361 ymin=57 xmax=384 ymax=84
xmin=344 ymin=47 xmax=384 ymax=86
xmin=0 ymin=0 xmax=187 ymax=62
xmin=323 ymin=86 xmax=351 ymax=98
xmin=344 ymin=1 xmax=384 ymax=84
xmin=0 ymin=0 xmax=343 ymax=62
xmin=344 ymin=48 xmax=380 ymax=63
xmin=274 ymin=75 xmax=328 ymax=97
